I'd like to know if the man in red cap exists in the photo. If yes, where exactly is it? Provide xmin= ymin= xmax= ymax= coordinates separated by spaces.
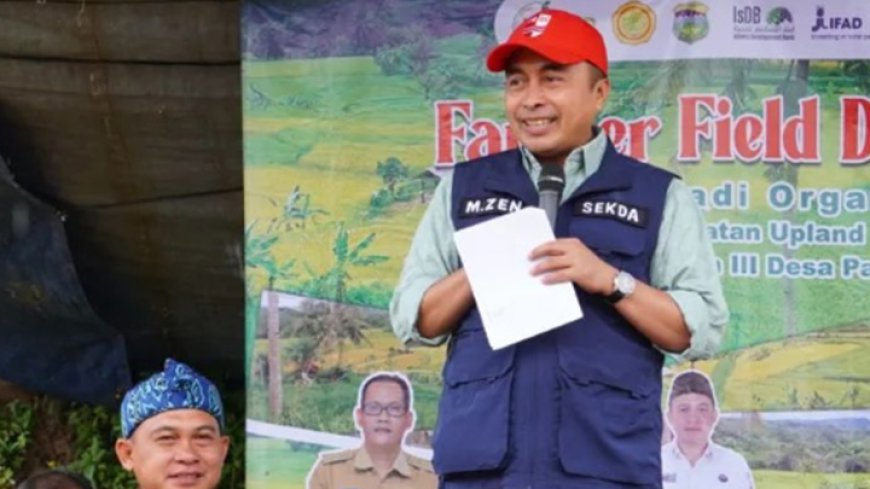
xmin=391 ymin=7 xmax=727 ymax=489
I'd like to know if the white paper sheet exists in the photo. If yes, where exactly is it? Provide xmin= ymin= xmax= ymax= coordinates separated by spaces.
xmin=454 ymin=207 xmax=583 ymax=350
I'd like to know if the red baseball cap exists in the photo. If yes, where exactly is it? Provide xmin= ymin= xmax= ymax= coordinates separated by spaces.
xmin=486 ymin=8 xmax=608 ymax=76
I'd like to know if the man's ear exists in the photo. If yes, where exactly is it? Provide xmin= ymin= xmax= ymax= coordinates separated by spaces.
xmin=219 ymin=435 xmax=231 ymax=461
xmin=354 ymin=408 xmax=364 ymax=431
xmin=400 ymin=411 xmax=414 ymax=438
xmin=594 ymin=77 xmax=611 ymax=112
xmin=115 ymin=438 xmax=135 ymax=471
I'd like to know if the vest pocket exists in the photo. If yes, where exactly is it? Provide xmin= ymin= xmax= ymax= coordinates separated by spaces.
xmin=568 ymin=217 xmax=646 ymax=270
xmin=433 ymin=328 xmax=516 ymax=475
xmin=556 ymin=363 xmax=661 ymax=485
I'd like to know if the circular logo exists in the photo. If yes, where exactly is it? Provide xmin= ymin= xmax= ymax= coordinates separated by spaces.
xmin=673 ymin=2 xmax=709 ymax=44
xmin=612 ymin=1 xmax=656 ymax=45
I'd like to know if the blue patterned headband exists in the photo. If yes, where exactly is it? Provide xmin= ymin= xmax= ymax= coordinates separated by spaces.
xmin=120 ymin=358 xmax=225 ymax=438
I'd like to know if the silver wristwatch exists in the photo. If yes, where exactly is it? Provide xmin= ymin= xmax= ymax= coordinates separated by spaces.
xmin=605 ymin=270 xmax=636 ymax=304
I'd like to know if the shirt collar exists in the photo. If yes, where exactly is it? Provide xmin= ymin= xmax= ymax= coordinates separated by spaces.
xmin=668 ymin=441 xmax=682 ymax=459
xmin=670 ymin=440 xmax=717 ymax=461
xmin=703 ymin=441 xmax=719 ymax=460
xmin=520 ymin=126 xmax=607 ymax=177
xmin=353 ymin=446 xmax=412 ymax=477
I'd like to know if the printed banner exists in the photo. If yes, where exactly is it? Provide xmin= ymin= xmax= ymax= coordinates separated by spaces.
xmin=243 ymin=1 xmax=870 ymax=488
xmin=495 ymin=0 xmax=870 ymax=61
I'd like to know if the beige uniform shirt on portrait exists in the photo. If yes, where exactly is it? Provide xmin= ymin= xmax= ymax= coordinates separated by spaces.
xmin=307 ymin=446 xmax=437 ymax=489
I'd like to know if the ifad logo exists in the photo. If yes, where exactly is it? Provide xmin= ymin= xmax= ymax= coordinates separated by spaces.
xmin=812 ymin=5 xmax=863 ymax=32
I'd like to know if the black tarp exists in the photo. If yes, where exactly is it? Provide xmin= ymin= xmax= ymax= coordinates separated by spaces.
xmin=0 ymin=0 xmax=243 ymax=391
xmin=0 ymin=159 xmax=129 ymax=405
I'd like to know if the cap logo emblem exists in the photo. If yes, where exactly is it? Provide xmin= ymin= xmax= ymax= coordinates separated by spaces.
xmin=523 ymin=13 xmax=551 ymax=38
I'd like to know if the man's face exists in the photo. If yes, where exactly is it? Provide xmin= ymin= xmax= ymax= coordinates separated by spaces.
xmin=355 ymin=380 xmax=412 ymax=450
xmin=667 ymin=393 xmax=718 ymax=446
xmin=115 ymin=409 xmax=229 ymax=489
xmin=504 ymin=49 xmax=609 ymax=164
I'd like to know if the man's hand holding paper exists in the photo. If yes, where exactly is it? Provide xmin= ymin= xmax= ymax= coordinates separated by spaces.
xmin=453 ymin=207 xmax=583 ymax=350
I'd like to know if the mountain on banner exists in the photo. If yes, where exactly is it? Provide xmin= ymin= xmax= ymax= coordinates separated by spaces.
xmin=243 ymin=0 xmax=502 ymax=59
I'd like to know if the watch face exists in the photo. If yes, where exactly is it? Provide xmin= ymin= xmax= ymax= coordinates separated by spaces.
xmin=616 ymin=272 xmax=636 ymax=294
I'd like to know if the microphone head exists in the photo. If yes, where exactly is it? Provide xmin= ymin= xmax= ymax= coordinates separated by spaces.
xmin=538 ymin=163 xmax=565 ymax=192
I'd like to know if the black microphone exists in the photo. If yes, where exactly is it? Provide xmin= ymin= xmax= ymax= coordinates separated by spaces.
xmin=538 ymin=163 xmax=565 ymax=230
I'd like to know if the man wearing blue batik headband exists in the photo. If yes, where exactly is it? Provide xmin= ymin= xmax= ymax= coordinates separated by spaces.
xmin=114 ymin=358 xmax=229 ymax=489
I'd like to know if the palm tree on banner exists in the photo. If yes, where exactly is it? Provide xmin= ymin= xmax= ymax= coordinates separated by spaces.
xmin=307 ymin=223 xmax=387 ymax=368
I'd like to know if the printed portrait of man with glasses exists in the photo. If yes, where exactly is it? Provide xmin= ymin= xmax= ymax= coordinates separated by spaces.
xmin=306 ymin=372 xmax=437 ymax=489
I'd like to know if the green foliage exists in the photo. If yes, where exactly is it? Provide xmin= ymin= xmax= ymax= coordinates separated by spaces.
xmin=245 ymin=223 xmax=280 ymax=274
xmin=282 ymin=186 xmax=328 ymax=230
xmin=373 ymin=25 xmax=429 ymax=77
xmin=841 ymin=60 xmax=870 ymax=93
xmin=282 ymin=378 xmax=361 ymax=434
xmin=343 ymin=283 xmax=394 ymax=310
xmin=721 ymin=59 xmax=758 ymax=113
xmin=246 ymin=438 xmax=318 ymax=486
xmin=368 ymin=155 xmax=435 ymax=217
xmin=0 ymin=399 xmax=133 ymax=488
xmin=373 ymin=46 xmax=411 ymax=77
xmin=393 ymin=181 xmax=419 ymax=202
xmin=807 ymin=390 xmax=831 ymax=410
xmin=220 ymin=412 xmax=246 ymax=489
xmin=244 ymin=82 xmax=273 ymax=111
xmin=415 ymin=58 xmax=462 ymax=101
xmin=66 ymin=404 xmax=133 ymax=488
xmin=244 ymin=80 xmax=322 ymax=115
xmin=605 ymin=60 xmax=714 ymax=119
xmin=0 ymin=401 xmax=33 ymax=487
xmin=369 ymin=188 xmax=393 ymax=210
xmin=285 ymin=337 xmax=320 ymax=370
xmin=291 ymin=282 xmax=394 ymax=311
xmin=0 ymin=396 xmax=245 ymax=489
xmin=280 ymin=300 xmax=373 ymax=373
xmin=303 ymin=224 xmax=388 ymax=302
xmin=373 ymin=30 xmax=485 ymax=100
xmin=840 ymin=384 xmax=862 ymax=409
xmin=245 ymin=218 xmax=296 ymax=290
xmin=715 ymin=418 xmax=870 ymax=474
xmin=376 ymin=156 xmax=410 ymax=196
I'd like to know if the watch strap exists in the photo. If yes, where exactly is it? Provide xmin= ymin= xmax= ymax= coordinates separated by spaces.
xmin=605 ymin=288 xmax=625 ymax=304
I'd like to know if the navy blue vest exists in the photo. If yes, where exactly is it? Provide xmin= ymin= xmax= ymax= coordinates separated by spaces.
xmin=433 ymin=141 xmax=675 ymax=489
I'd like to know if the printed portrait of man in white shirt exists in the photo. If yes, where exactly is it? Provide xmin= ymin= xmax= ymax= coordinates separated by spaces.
xmin=662 ymin=370 xmax=755 ymax=489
